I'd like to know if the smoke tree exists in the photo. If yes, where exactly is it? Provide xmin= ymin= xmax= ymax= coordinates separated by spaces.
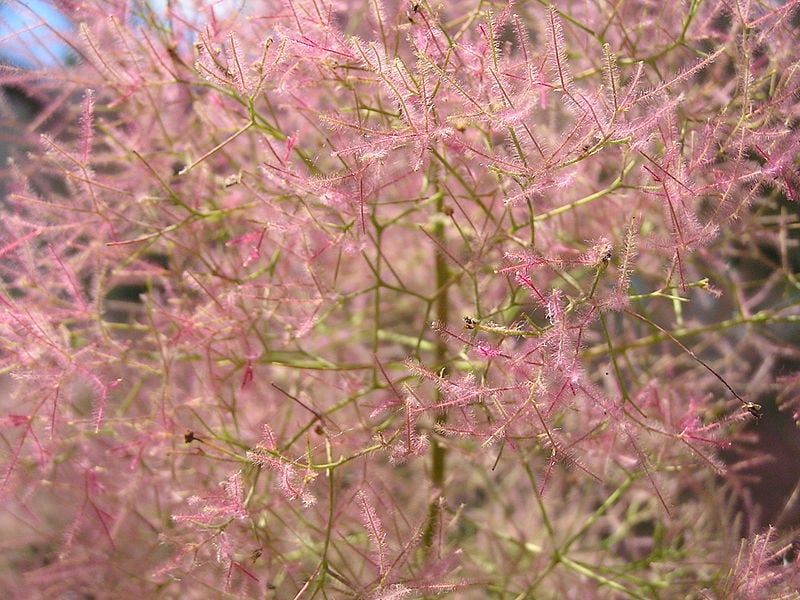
xmin=1 ymin=1 xmax=799 ymax=597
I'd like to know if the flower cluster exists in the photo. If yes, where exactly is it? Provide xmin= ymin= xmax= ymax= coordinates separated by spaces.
xmin=1 ymin=1 xmax=799 ymax=598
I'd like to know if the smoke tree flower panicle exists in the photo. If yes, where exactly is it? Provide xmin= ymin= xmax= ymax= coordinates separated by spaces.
xmin=1 ymin=0 xmax=800 ymax=597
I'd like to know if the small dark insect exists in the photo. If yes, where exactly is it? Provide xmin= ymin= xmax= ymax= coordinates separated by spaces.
xmin=743 ymin=401 xmax=763 ymax=420
xmin=464 ymin=315 xmax=478 ymax=329
xmin=184 ymin=430 xmax=197 ymax=444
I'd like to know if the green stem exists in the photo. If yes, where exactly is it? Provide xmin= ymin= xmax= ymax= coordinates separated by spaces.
xmin=423 ymin=190 xmax=450 ymax=548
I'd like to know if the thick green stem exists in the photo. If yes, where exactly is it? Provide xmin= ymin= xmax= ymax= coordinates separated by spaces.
xmin=423 ymin=191 xmax=450 ymax=549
